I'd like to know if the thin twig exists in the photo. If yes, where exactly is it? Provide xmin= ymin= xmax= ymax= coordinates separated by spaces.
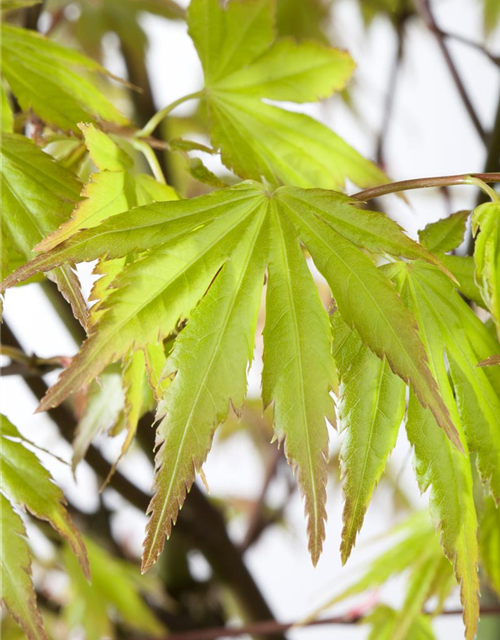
xmin=413 ymin=0 xmax=487 ymax=144
xmin=134 ymin=605 xmax=500 ymax=640
xmin=351 ymin=172 xmax=500 ymax=202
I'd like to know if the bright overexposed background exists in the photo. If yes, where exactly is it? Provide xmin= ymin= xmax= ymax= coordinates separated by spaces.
xmin=2 ymin=0 xmax=500 ymax=637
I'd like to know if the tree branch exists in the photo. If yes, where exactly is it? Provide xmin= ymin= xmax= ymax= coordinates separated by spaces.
xmin=131 ymin=605 xmax=500 ymax=640
xmin=413 ymin=0 xmax=487 ymax=144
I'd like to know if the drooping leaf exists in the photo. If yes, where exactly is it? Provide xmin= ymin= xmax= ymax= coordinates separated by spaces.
xmin=0 ymin=134 xmax=87 ymax=325
xmin=472 ymin=202 xmax=500 ymax=338
xmin=332 ymin=312 xmax=405 ymax=564
xmin=187 ymin=0 xmax=386 ymax=189
xmin=480 ymin=496 xmax=500 ymax=597
xmin=0 ymin=24 xmax=128 ymax=133
xmin=390 ymin=262 xmax=480 ymax=640
xmin=0 ymin=415 xmax=89 ymax=579
xmin=419 ymin=210 xmax=470 ymax=253
xmin=393 ymin=261 xmax=500 ymax=502
xmin=1 ymin=182 xmax=459 ymax=567
xmin=262 ymin=206 xmax=335 ymax=565
xmin=0 ymin=494 xmax=48 ymax=640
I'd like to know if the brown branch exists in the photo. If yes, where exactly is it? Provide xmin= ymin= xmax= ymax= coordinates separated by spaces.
xmin=2 ymin=322 xmax=287 ymax=640
xmin=413 ymin=0 xmax=487 ymax=144
xmin=132 ymin=605 xmax=500 ymax=640
xmin=351 ymin=172 xmax=500 ymax=202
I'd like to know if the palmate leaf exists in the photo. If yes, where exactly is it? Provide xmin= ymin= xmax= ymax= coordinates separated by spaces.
xmin=0 ymin=134 xmax=87 ymax=326
xmin=472 ymin=202 xmax=500 ymax=338
xmin=1 ymin=181 xmax=458 ymax=568
xmin=187 ymin=0 xmax=386 ymax=189
xmin=389 ymin=262 xmax=480 ymax=640
xmin=332 ymin=312 xmax=405 ymax=564
xmin=0 ymin=24 xmax=128 ymax=133
xmin=0 ymin=415 xmax=90 ymax=579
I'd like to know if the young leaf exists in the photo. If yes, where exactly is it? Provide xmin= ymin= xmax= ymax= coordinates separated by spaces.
xmin=332 ymin=312 xmax=405 ymax=564
xmin=0 ymin=134 xmax=87 ymax=326
xmin=472 ymin=202 xmax=500 ymax=338
xmin=419 ymin=210 xmax=470 ymax=253
xmin=187 ymin=0 xmax=386 ymax=189
xmin=37 ymin=124 xmax=178 ymax=252
xmin=0 ymin=494 xmax=48 ymax=640
xmin=262 ymin=205 xmax=335 ymax=565
xmin=142 ymin=204 xmax=268 ymax=571
xmin=0 ymin=24 xmax=128 ymax=132
xmin=0 ymin=415 xmax=89 ymax=579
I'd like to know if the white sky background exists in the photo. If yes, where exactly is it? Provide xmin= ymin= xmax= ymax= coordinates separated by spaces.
xmin=2 ymin=0 xmax=500 ymax=638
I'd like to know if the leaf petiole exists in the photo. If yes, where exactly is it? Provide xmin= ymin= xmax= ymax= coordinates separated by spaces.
xmin=136 ymin=91 xmax=203 ymax=138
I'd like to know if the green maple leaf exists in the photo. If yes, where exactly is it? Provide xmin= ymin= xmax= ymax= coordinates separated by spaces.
xmin=1 ymin=182 xmax=458 ymax=568
xmin=186 ymin=0 xmax=386 ymax=189
xmin=472 ymin=202 xmax=500 ymax=338
xmin=0 ymin=133 xmax=87 ymax=326
xmin=0 ymin=24 xmax=128 ymax=133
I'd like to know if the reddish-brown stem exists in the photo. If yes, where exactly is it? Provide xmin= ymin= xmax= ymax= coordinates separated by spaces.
xmin=135 ymin=606 xmax=500 ymax=640
xmin=351 ymin=172 xmax=500 ymax=202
